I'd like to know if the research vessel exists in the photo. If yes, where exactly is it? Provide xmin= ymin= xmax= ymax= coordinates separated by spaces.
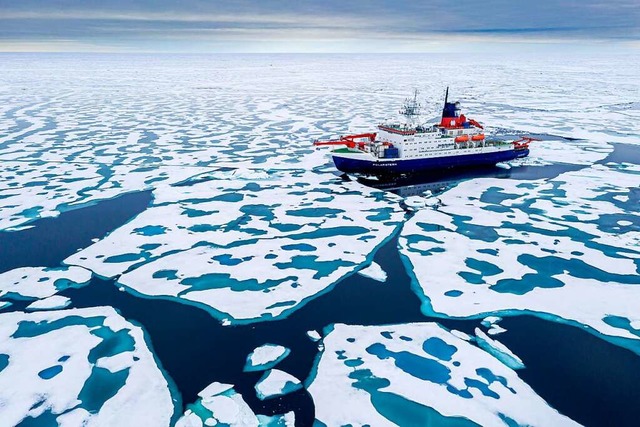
xmin=314 ymin=89 xmax=535 ymax=176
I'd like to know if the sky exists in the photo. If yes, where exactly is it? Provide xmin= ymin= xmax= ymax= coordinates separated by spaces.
xmin=0 ymin=0 xmax=638 ymax=53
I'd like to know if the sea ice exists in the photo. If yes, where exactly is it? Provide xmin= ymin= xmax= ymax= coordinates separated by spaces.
xmin=255 ymin=369 xmax=303 ymax=400
xmin=0 ymin=266 xmax=92 ymax=300
xmin=66 ymin=171 xmax=404 ymax=323
xmin=307 ymin=330 xmax=322 ymax=342
xmin=177 ymin=385 xmax=259 ymax=427
xmin=198 ymin=382 xmax=234 ymax=399
xmin=474 ymin=328 xmax=525 ymax=370
xmin=509 ymin=138 xmax=613 ymax=167
xmin=257 ymin=412 xmax=295 ymax=426
xmin=0 ymin=307 xmax=177 ymax=426
xmin=481 ymin=316 xmax=502 ymax=328
xmin=357 ymin=261 xmax=388 ymax=282
xmin=399 ymin=163 xmax=640 ymax=353
xmin=487 ymin=325 xmax=507 ymax=336
xmin=307 ymin=323 xmax=578 ymax=426
xmin=1 ymin=54 xmax=637 ymax=233
xmin=244 ymin=344 xmax=290 ymax=372
xmin=25 ymin=295 xmax=71 ymax=311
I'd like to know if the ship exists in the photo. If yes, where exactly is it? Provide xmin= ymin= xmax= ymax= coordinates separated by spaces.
xmin=314 ymin=88 xmax=536 ymax=177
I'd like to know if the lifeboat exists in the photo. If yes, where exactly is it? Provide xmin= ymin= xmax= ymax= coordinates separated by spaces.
xmin=454 ymin=135 xmax=469 ymax=143
xmin=471 ymin=134 xmax=485 ymax=141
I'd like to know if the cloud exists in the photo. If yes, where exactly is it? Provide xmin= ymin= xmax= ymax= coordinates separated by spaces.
xmin=0 ymin=0 xmax=637 ymax=52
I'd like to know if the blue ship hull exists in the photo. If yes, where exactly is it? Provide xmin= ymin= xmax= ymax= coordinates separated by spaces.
xmin=333 ymin=148 xmax=529 ymax=176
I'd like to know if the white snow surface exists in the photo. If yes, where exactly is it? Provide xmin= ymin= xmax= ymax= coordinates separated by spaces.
xmin=245 ymin=344 xmax=290 ymax=371
xmin=306 ymin=330 xmax=322 ymax=342
xmin=255 ymin=369 xmax=302 ymax=400
xmin=0 ymin=307 xmax=176 ymax=426
xmin=308 ymin=323 xmax=578 ymax=427
xmin=66 ymin=171 xmax=404 ymax=323
xmin=177 ymin=382 xmax=294 ymax=427
xmin=1 ymin=54 xmax=637 ymax=232
xmin=177 ymin=386 xmax=259 ymax=427
xmin=257 ymin=411 xmax=296 ymax=426
xmin=198 ymin=382 xmax=234 ymax=400
xmin=0 ymin=266 xmax=92 ymax=300
xmin=357 ymin=261 xmax=388 ymax=282
xmin=400 ymin=163 xmax=640 ymax=351
xmin=25 ymin=295 xmax=71 ymax=311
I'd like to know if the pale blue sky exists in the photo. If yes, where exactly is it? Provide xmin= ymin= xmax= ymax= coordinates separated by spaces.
xmin=0 ymin=0 xmax=638 ymax=52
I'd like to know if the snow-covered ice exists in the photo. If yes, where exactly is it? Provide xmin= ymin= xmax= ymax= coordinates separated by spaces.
xmin=177 ymin=383 xmax=260 ymax=427
xmin=487 ymin=325 xmax=507 ymax=336
xmin=66 ymin=171 xmax=404 ymax=323
xmin=481 ymin=316 xmax=507 ymax=335
xmin=257 ymin=412 xmax=295 ymax=426
xmin=400 ymin=163 xmax=640 ymax=353
xmin=357 ymin=261 xmax=388 ymax=282
xmin=307 ymin=323 xmax=578 ymax=426
xmin=25 ymin=295 xmax=71 ymax=311
xmin=0 ymin=307 xmax=177 ymax=426
xmin=0 ymin=266 xmax=92 ymax=300
xmin=307 ymin=330 xmax=322 ymax=342
xmin=1 ymin=52 xmax=639 ymax=425
xmin=481 ymin=316 xmax=502 ymax=328
xmin=255 ymin=369 xmax=303 ymax=400
xmin=176 ymin=379 xmax=296 ymax=426
xmin=244 ymin=344 xmax=290 ymax=372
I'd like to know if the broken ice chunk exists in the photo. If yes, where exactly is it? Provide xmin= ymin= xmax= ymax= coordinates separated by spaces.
xmin=244 ymin=344 xmax=290 ymax=372
xmin=307 ymin=330 xmax=321 ymax=342
xmin=357 ymin=261 xmax=387 ymax=283
xmin=177 ymin=385 xmax=259 ymax=427
xmin=255 ymin=369 xmax=302 ymax=400
xmin=26 ymin=295 xmax=71 ymax=311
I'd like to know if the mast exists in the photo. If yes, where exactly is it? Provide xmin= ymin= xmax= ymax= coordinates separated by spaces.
xmin=399 ymin=89 xmax=421 ymax=127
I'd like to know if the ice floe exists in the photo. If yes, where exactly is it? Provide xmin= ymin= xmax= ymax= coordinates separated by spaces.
xmin=487 ymin=325 xmax=507 ymax=336
xmin=509 ymin=138 xmax=613 ymax=167
xmin=0 ymin=307 xmax=177 ymax=426
xmin=177 ymin=382 xmax=295 ymax=427
xmin=244 ymin=344 xmax=290 ymax=372
xmin=481 ymin=316 xmax=502 ymax=328
xmin=26 ymin=295 xmax=71 ymax=311
xmin=177 ymin=383 xmax=260 ymax=427
xmin=0 ymin=266 xmax=92 ymax=300
xmin=257 ymin=412 xmax=295 ymax=426
xmin=481 ymin=316 xmax=507 ymax=335
xmin=307 ymin=330 xmax=322 ymax=342
xmin=357 ymin=261 xmax=388 ymax=282
xmin=255 ymin=369 xmax=303 ymax=400
xmin=399 ymin=163 xmax=640 ymax=353
xmin=474 ymin=328 xmax=524 ymax=370
xmin=66 ymin=171 xmax=404 ymax=323
xmin=308 ymin=323 xmax=577 ymax=426
xmin=3 ymin=54 xmax=636 ymax=232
